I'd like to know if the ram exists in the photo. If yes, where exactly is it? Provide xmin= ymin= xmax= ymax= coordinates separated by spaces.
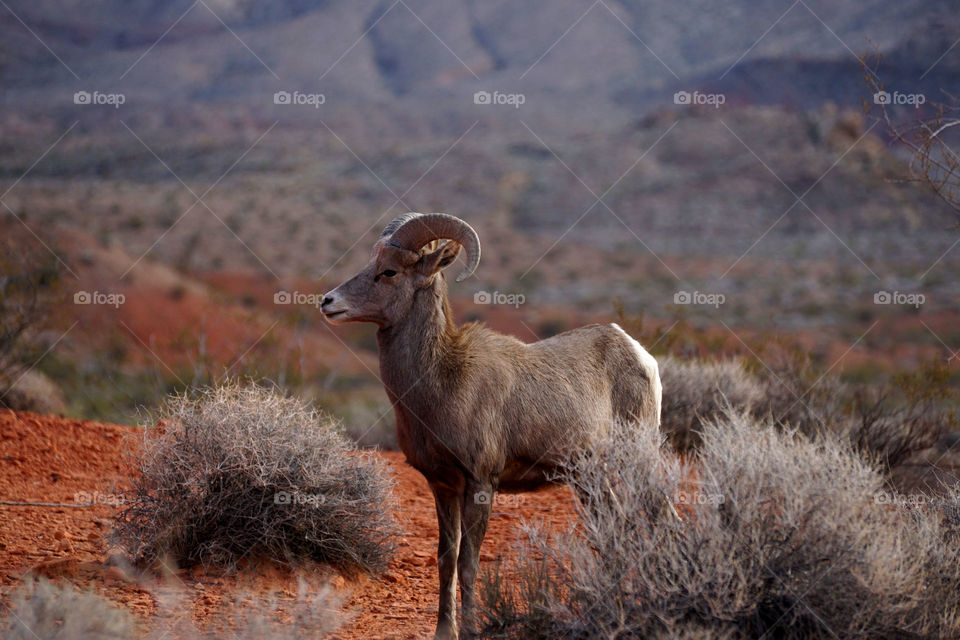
xmin=322 ymin=213 xmax=661 ymax=639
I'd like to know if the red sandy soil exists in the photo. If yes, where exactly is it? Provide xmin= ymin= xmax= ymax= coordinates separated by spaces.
xmin=0 ymin=409 xmax=577 ymax=639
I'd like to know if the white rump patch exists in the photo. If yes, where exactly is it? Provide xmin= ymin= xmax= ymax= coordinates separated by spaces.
xmin=611 ymin=323 xmax=662 ymax=426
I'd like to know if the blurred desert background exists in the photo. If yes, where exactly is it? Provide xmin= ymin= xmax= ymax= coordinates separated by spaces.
xmin=2 ymin=0 xmax=958 ymax=438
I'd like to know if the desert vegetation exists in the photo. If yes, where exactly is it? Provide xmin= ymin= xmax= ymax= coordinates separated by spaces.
xmin=479 ymin=413 xmax=960 ymax=639
xmin=864 ymin=53 xmax=960 ymax=219
xmin=0 ymin=576 xmax=345 ymax=640
xmin=112 ymin=382 xmax=397 ymax=574
xmin=658 ymin=352 xmax=958 ymax=493
xmin=1 ymin=577 xmax=137 ymax=640
xmin=0 ymin=226 xmax=61 ymax=413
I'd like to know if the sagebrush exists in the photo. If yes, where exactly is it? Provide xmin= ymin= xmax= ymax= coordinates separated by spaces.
xmin=0 ymin=578 xmax=136 ymax=640
xmin=113 ymin=382 xmax=397 ymax=574
xmin=149 ymin=577 xmax=345 ymax=639
xmin=658 ymin=356 xmax=765 ymax=451
xmin=0 ymin=576 xmax=344 ymax=640
xmin=658 ymin=354 xmax=957 ymax=491
xmin=480 ymin=413 xmax=960 ymax=639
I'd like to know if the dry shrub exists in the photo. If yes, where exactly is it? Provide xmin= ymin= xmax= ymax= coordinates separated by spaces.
xmin=0 ymin=578 xmax=136 ymax=640
xmin=659 ymin=353 xmax=957 ymax=492
xmin=480 ymin=413 xmax=960 ymax=639
xmin=756 ymin=355 xmax=958 ymax=490
xmin=0 ymin=576 xmax=344 ymax=640
xmin=658 ymin=357 xmax=765 ymax=451
xmin=846 ymin=363 xmax=959 ymax=482
xmin=151 ymin=577 xmax=344 ymax=639
xmin=747 ymin=347 xmax=848 ymax=437
xmin=0 ymin=226 xmax=60 ymax=408
xmin=113 ymin=382 xmax=397 ymax=574
xmin=479 ymin=556 xmax=558 ymax=638
xmin=226 ymin=582 xmax=343 ymax=640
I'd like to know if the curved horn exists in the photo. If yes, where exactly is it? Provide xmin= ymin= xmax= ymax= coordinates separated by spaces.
xmin=379 ymin=212 xmax=423 ymax=239
xmin=387 ymin=213 xmax=481 ymax=282
xmin=371 ymin=213 xmax=424 ymax=258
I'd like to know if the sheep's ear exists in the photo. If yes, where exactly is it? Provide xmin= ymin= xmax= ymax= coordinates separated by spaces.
xmin=416 ymin=241 xmax=462 ymax=276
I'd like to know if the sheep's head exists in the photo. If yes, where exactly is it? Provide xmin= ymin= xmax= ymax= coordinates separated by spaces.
xmin=321 ymin=213 xmax=480 ymax=327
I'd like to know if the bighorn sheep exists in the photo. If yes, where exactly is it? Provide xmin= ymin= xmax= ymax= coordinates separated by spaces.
xmin=322 ymin=213 xmax=661 ymax=639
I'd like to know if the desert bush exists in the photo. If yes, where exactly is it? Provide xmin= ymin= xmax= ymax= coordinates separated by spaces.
xmin=479 ymin=413 xmax=960 ymax=639
xmin=150 ymin=578 xmax=344 ymax=639
xmin=0 ymin=227 xmax=60 ymax=409
xmin=658 ymin=357 xmax=765 ymax=451
xmin=220 ymin=580 xmax=344 ymax=640
xmin=747 ymin=346 xmax=848 ymax=437
xmin=613 ymin=312 xmax=956 ymax=482
xmin=479 ymin=556 xmax=558 ymax=638
xmin=113 ymin=382 xmax=397 ymax=574
xmin=0 ymin=369 xmax=67 ymax=415
xmin=658 ymin=348 xmax=848 ymax=452
xmin=0 ymin=576 xmax=344 ymax=640
xmin=658 ymin=350 xmax=957 ymax=492
xmin=846 ymin=362 xmax=959 ymax=477
xmin=756 ymin=354 xmax=958 ymax=490
xmin=0 ymin=577 xmax=136 ymax=640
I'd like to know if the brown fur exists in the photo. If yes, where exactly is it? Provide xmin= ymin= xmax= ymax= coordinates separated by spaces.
xmin=323 ymin=224 xmax=661 ymax=639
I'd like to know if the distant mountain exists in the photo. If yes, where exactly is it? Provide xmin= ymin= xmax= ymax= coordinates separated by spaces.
xmin=2 ymin=0 xmax=956 ymax=122
xmin=1 ymin=0 xmax=958 ymax=309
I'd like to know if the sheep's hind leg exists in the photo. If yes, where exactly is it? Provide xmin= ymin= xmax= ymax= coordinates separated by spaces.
xmin=458 ymin=480 xmax=493 ymax=638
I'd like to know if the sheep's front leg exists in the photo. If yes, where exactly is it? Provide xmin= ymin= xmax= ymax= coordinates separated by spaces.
xmin=431 ymin=481 xmax=463 ymax=640
xmin=458 ymin=481 xmax=493 ymax=637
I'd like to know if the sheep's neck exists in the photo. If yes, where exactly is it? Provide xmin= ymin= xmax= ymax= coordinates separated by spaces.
xmin=376 ymin=279 xmax=455 ymax=399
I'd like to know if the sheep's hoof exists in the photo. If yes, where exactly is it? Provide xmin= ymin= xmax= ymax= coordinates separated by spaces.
xmin=432 ymin=626 xmax=458 ymax=640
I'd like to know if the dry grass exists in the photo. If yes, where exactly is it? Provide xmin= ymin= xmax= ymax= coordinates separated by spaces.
xmin=0 ymin=576 xmax=345 ymax=640
xmin=220 ymin=580 xmax=344 ymax=640
xmin=113 ymin=382 xmax=398 ymax=574
xmin=0 ymin=578 xmax=137 ymax=640
xmin=480 ymin=413 xmax=960 ymax=639
xmin=151 ymin=577 xmax=345 ymax=639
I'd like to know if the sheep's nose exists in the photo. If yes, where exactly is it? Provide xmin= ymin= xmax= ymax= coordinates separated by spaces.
xmin=321 ymin=295 xmax=334 ymax=308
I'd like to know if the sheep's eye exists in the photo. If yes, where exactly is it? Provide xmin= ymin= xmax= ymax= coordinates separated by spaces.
xmin=375 ymin=269 xmax=398 ymax=282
